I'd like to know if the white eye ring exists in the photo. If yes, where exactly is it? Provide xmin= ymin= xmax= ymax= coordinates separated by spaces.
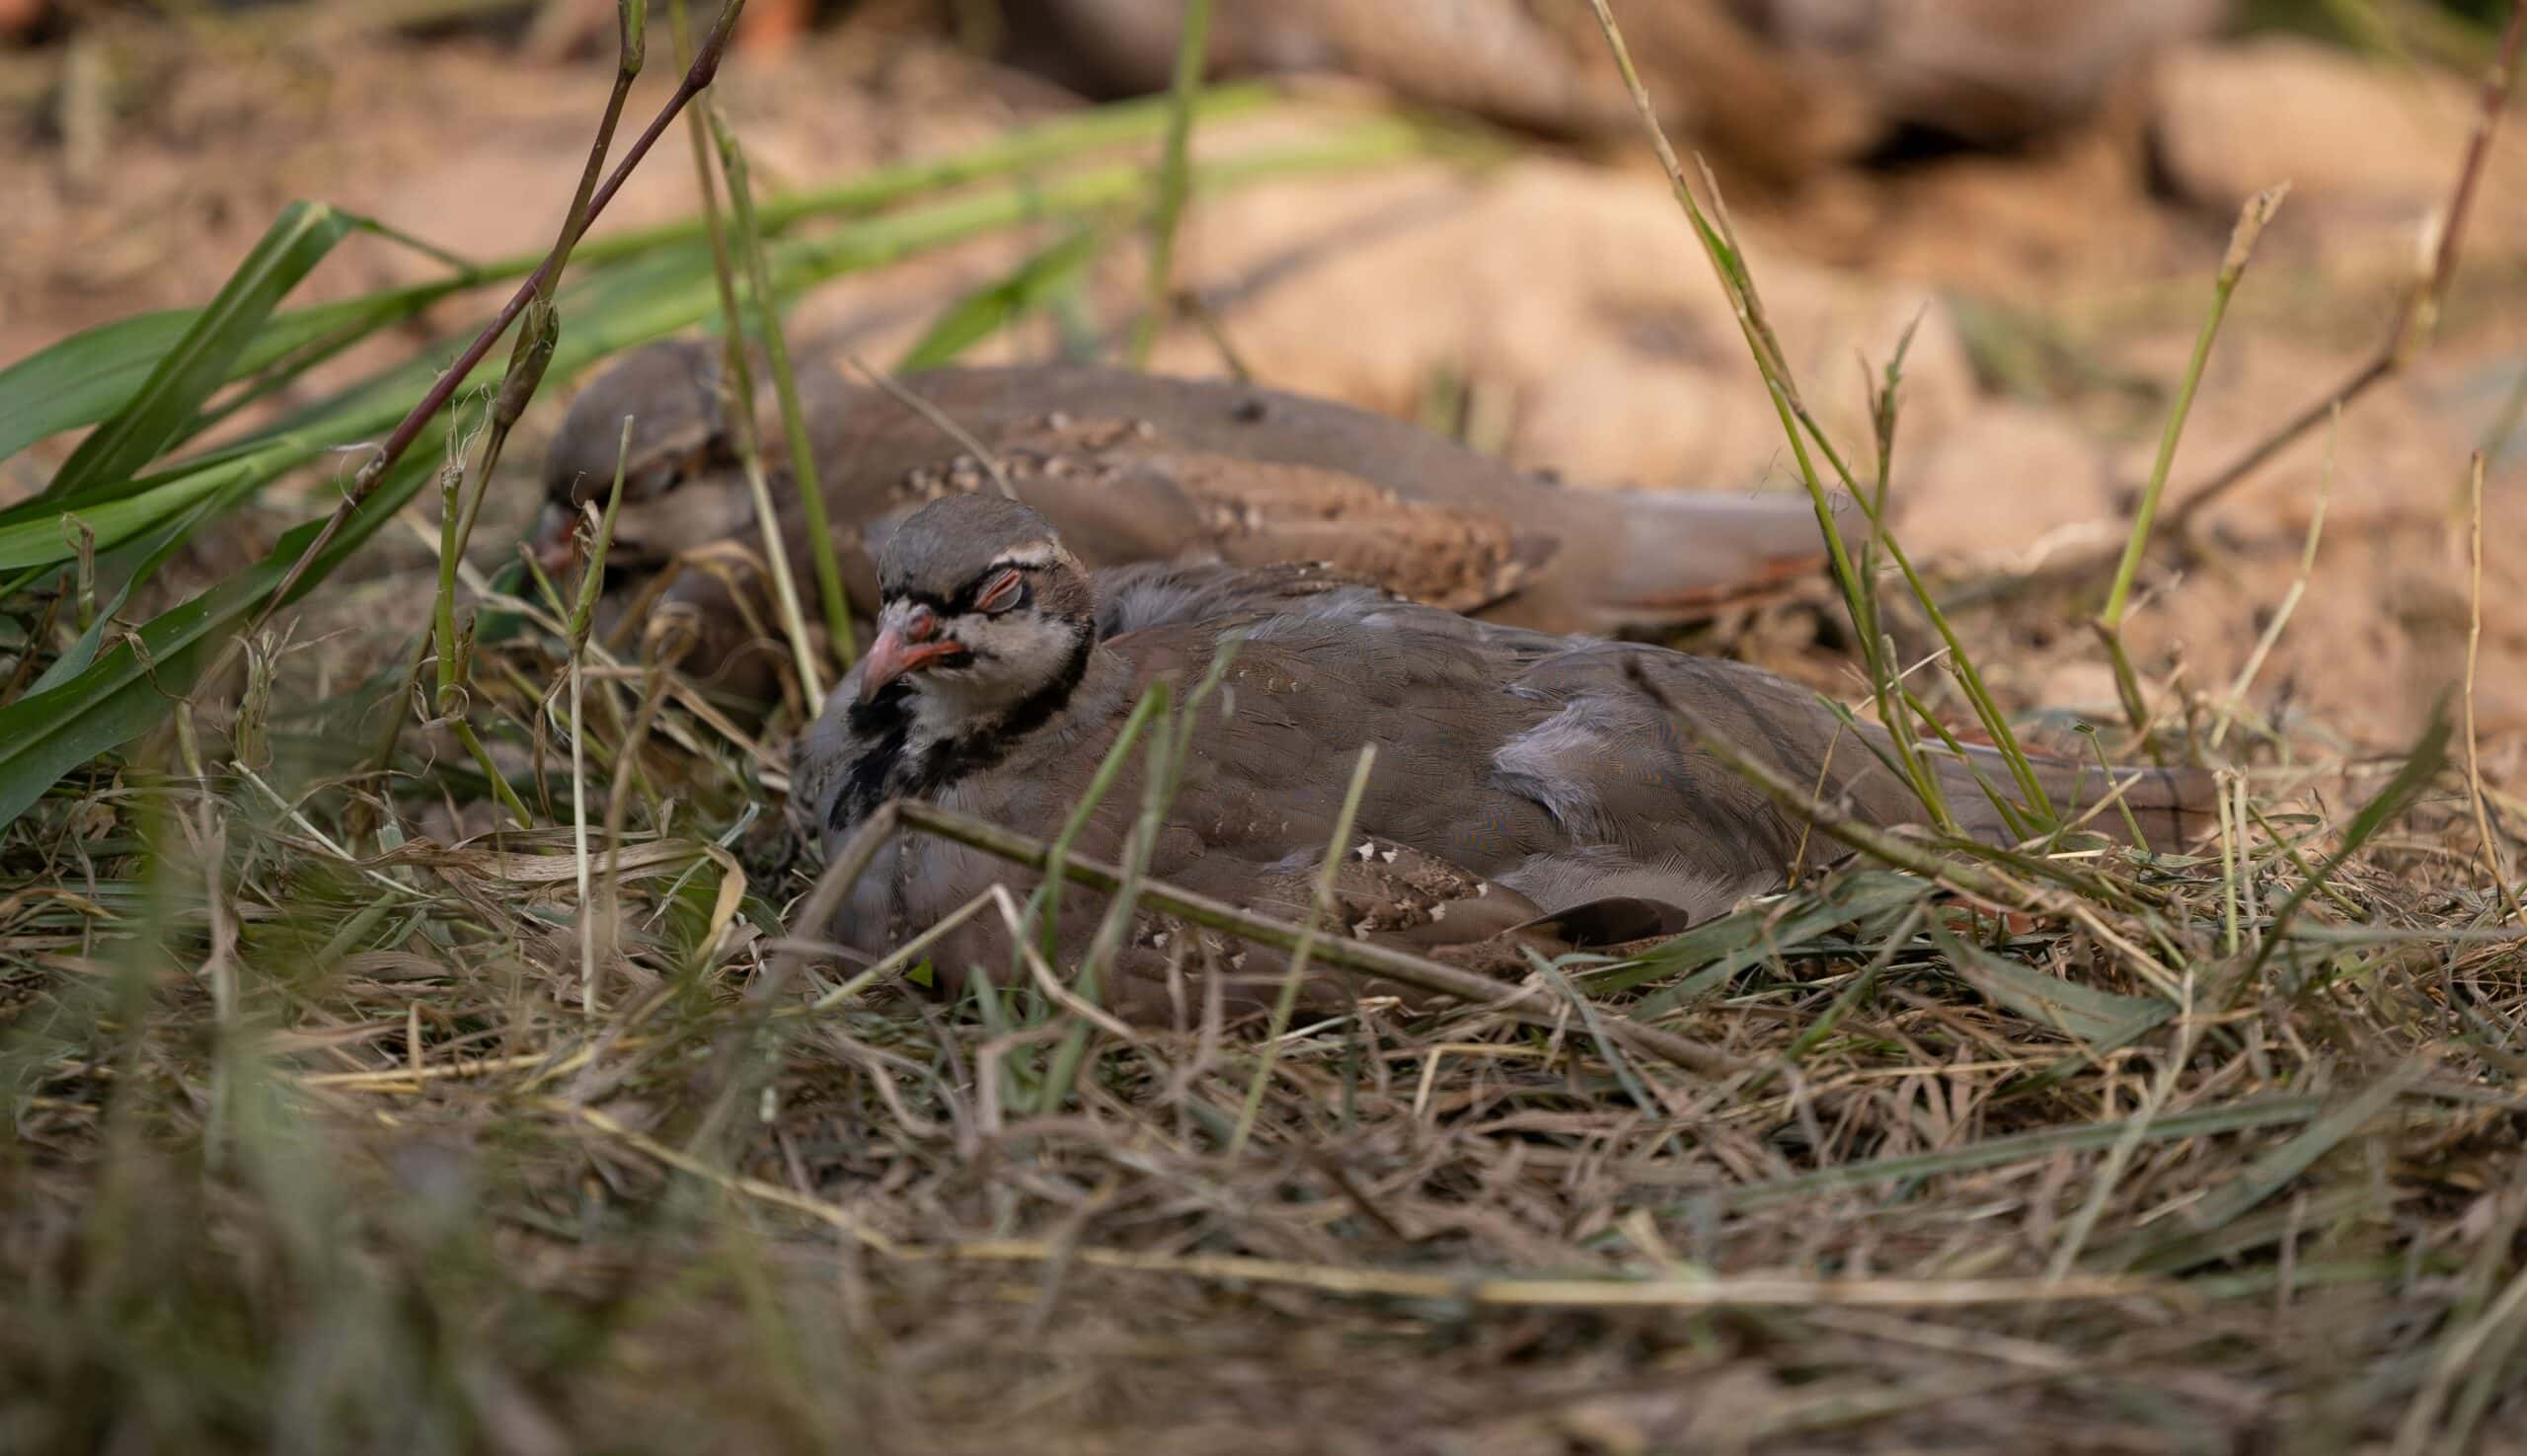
xmin=975 ymin=568 xmax=1025 ymax=613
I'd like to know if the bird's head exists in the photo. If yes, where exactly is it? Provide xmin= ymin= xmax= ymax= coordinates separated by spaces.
xmin=532 ymin=340 xmax=749 ymax=575
xmin=856 ymin=495 xmax=1095 ymax=718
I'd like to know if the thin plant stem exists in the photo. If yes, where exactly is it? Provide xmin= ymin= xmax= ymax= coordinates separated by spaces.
xmin=244 ymin=0 xmax=740 ymax=646
xmin=2093 ymin=186 xmax=2287 ymax=754
xmin=1230 ymin=744 xmax=1376 ymax=1159
xmin=425 ymin=459 xmax=535 ymax=828
xmin=421 ymin=5 xmax=652 ymax=829
xmin=710 ymin=109 xmax=857 ymax=666
xmin=2101 ymin=186 xmax=2288 ymax=630
xmin=1580 ymin=0 xmax=2053 ymax=826
xmin=2460 ymin=452 xmax=2523 ymax=922
xmin=1128 ymin=0 xmax=1213 ymax=367
xmin=669 ymin=0 xmax=822 ymax=710
xmin=571 ymin=418 xmax=635 ymax=1015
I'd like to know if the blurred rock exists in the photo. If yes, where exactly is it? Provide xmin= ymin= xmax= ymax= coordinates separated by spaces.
xmin=1762 ymin=0 xmax=2230 ymax=145
xmin=1014 ymin=0 xmax=2227 ymax=178
xmin=1900 ymin=403 xmax=2116 ymax=566
xmin=2155 ymin=35 xmax=2527 ymax=260
xmin=1149 ymin=154 xmax=1981 ymax=495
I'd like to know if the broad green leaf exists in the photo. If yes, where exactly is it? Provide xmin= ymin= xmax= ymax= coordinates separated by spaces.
xmin=0 ymin=461 xmax=252 ymax=569
xmin=40 ymin=201 xmax=356 ymax=506
xmin=0 ymin=311 xmax=198 ymax=463
xmin=897 ymin=227 xmax=1103 ymax=372
xmin=0 ymin=425 xmax=356 ymax=575
xmin=0 ymin=446 xmax=440 ymax=831
xmin=26 ymin=467 xmax=274 ymax=693
xmin=0 ymin=284 xmax=453 ymax=467
xmin=1932 ymin=921 xmax=2172 ymax=1051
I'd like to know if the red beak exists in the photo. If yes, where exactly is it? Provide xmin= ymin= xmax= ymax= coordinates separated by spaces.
xmin=858 ymin=607 xmax=962 ymax=701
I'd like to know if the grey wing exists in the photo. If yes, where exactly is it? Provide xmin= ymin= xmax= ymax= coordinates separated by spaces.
xmin=1092 ymin=561 xmax=1392 ymax=639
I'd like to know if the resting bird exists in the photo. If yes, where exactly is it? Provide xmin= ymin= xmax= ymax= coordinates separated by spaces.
xmin=790 ymin=495 xmax=2211 ymax=1020
xmin=535 ymin=342 xmax=1843 ymax=697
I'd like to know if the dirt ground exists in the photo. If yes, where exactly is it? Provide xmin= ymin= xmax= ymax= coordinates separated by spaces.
xmin=5 ymin=20 xmax=2525 ymax=758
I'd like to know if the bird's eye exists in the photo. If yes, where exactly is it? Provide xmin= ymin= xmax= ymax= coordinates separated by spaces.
xmin=974 ymin=568 xmax=1025 ymax=613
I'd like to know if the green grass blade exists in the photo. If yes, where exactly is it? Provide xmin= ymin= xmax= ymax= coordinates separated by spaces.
xmin=0 ymin=312 xmax=210 ymax=463
xmin=1931 ymin=921 xmax=2172 ymax=1051
xmin=1128 ymin=0 xmax=1212 ymax=366
xmin=37 ymin=202 xmax=357 ymax=506
xmin=0 ymin=282 xmax=461 ymax=467
xmin=897 ymin=227 xmax=1104 ymax=372
xmin=0 ymin=461 xmax=253 ymax=569
xmin=0 ymin=446 xmax=441 ymax=830
xmin=1595 ymin=870 xmax=1932 ymax=1002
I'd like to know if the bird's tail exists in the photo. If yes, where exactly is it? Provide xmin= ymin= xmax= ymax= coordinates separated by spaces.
xmin=1521 ymin=488 xmax=1858 ymax=634
xmin=1930 ymin=746 xmax=2218 ymax=853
